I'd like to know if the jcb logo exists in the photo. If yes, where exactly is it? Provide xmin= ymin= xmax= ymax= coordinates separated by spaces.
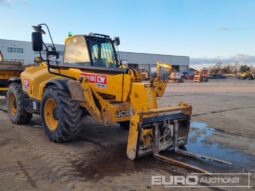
xmin=116 ymin=110 xmax=130 ymax=117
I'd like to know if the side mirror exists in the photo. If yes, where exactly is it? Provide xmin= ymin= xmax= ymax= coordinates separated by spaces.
xmin=32 ymin=32 xmax=43 ymax=51
xmin=113 ymin=37 xmax=120 ymax=46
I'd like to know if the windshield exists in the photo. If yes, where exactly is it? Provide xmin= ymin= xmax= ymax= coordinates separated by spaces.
xmin=64 ymin=36 xmax=90 ymax=66
xmin=159 ymin=67 xmax=171 ymax=80
xmin=87 ymin=37 xmax=118 ymax=68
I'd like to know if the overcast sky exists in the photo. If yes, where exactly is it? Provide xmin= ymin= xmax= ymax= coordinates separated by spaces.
xmin=0 ymin=0 xmax=254 ymax=61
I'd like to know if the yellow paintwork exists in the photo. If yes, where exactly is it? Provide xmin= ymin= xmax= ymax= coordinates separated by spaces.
xmin=44 ymin=98 xmax=58 ymax=131
xmin=239 ymin=71 xmax=254 ymax=79
xmin=127 ymin=112 xmax=141 ymax=160
xmin=21 ymin=63 xmax=58 ymax=99
xmin=0 ymin=60 xmax=27 ymax=93
xmin=0 ymin=70 xmax=23 ymax=93
xmin=21 ymin=63 xmax=133 ymax=102
xmin=156 ymin=61 xmax=172 ymax=77
xmin=20 ymin=59 xmax=191 ymax=159
xmin=20 ymin=62 xmax=135 ymax=125
xmin=130 ymin=82 xmax=157 ymax=112
xmin=150 ymin=62 xmax=172 ymax=97
xmin=152 ymin=78 xmax=167 ymax=97
xmin=18 ymin=35 xmax=192 ymax=160
xmin=20 ymin=60 xmax=180 ymax=124
xmin=9 ymin=93 xmax=17 ymax=115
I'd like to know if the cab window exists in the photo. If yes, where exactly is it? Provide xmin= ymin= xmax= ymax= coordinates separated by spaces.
xmin=64 ymin=36 xmax=90 ymax=66
xmin=87 ymin=38 xmax=118 ymax=68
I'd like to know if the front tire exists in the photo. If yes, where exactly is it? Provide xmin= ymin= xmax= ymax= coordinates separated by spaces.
xmin=41 ymin=86 xmax=83 ymax=142
xmin=7 ymin=83 xmax=32 ymax=124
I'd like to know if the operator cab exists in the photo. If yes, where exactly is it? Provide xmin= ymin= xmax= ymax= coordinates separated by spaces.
xmin=64 ymin=34 xmax=120 ymax=68
xmin=31 ymin=24 xmax=127 ymax=76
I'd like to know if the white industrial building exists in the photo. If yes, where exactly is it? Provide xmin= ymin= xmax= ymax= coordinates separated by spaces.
xmin=0 ymin=39 xmax=64 ymax=64
xmin=119 ymin=51 xmax=189 ymax=72
xmin=0 ymin=39 xmax=189 ymax=73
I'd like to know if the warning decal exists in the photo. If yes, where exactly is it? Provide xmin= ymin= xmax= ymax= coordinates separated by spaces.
xmin=23 ymin=79 xmax=30 ymax=90
xmin=81 ymin=73 xmax=107 ymax=88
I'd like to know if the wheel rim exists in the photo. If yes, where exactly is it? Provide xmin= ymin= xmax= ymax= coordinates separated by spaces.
xmin=9 ymin=93 xmax=17 ymax=115
xmin=44 ymin=98 xmax=58 ymax=131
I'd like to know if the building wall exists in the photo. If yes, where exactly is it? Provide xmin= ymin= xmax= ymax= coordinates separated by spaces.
xmin=119 ymin=51 xmax=189 ymax=72
xmin=0 ymin=39 xmax=64 ymax=64
xmin=0 ymin=39 xmax=189 ymax=72
xmin=0 ymin=39 xmax=34 ymax=64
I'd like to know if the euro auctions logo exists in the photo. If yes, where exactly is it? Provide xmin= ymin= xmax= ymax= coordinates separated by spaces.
xmin=152 ymin=175 xmax=198 ymax=187
xmin=151 ymin=173 xmax=252 ymax=188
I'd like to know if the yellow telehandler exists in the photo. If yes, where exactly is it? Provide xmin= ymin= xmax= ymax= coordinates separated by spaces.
xmin=7 ymin=24 xmax=230 ymax=173
xmin=237 ymin=65 xmax=254 ymax=80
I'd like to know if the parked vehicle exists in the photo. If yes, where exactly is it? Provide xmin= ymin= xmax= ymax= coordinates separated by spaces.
xmin=169 ymin=72 xmax=184 ymax=83
xmin=194 ymin=70 xmax=208 ymax=82
xmin=237 ymin=65 xmax=254 ymax=80
xmin=0 ymin=51 xmax=25 ymax=96
xmin=183 ymin=71 xmax=195 ymax=80
xmin=209 ymin=74 xmax=227 ymax=79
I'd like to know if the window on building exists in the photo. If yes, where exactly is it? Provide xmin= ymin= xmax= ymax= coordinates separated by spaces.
xmin=7 ymin=47 xmax=24 ymax=54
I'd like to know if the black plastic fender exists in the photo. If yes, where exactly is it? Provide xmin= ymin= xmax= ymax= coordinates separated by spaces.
xmin=45 ymin=79 xmax=70 ymax=91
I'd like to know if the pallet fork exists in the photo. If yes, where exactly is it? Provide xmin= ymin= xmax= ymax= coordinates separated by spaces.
xmin=153 ymin=120 xmax=232 ymax=175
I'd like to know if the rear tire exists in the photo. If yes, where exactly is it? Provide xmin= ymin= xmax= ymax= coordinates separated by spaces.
xmin=7 ymin=83 xmax=32 ymax=124
xmin=41 ymin=86 xmax=83 ymax=142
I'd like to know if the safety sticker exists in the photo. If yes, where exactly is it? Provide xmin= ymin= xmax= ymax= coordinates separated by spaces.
xmin=81 ymin=73 xmax=107 ymax=88
xmin=23 ymin=79 xmax=30 ymax=90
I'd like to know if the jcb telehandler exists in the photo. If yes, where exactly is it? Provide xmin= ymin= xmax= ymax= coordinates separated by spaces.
xmin=7 ymin=24 xmax=230 ymax=173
